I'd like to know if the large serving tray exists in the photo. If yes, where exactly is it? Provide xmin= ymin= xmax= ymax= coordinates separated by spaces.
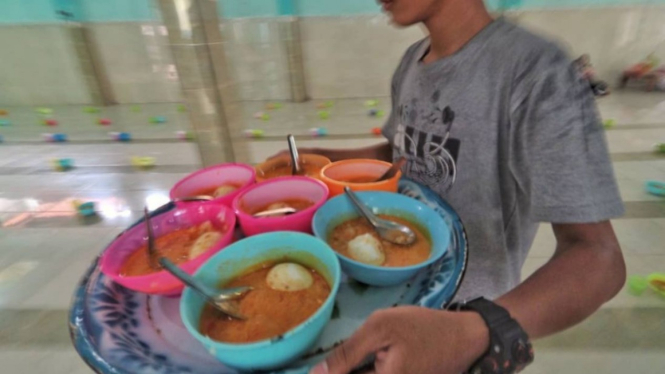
xmin=69 ymin=178 xmax=468 ymax=373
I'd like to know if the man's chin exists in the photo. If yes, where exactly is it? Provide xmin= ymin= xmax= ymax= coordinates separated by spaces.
xmin=387 ymin=14 xmax=419 ymax=27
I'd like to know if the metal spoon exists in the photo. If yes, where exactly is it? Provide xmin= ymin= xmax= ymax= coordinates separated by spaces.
xmin=343 ymin=187 xmax=416 ymax=246
xmin=174 ymin=195 xmax=214 ymax=203
xmin=158 ymin=258 xmax=249 ymax=320
xmin=253 ymin=207 xmax=297 ymax=217
xmin=375 ymin=157 xmax=407 ymax=182
xmin=287 ymin=134 xmax=301 ymax=175
xmin=143 ymin=208 xmax=250 ymax=320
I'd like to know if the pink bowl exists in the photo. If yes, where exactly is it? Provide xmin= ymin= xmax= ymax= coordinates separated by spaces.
xmin=170 ymin=163 xmax=256 ymax=207
xmin=99 ymin=202 xmax=236 ymax=295
xmin=232 ymin=176 xmax=329 ymax=237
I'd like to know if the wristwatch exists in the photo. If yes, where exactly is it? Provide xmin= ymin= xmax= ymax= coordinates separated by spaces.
xmin=449 ymin=297 xmax=534 ymax=374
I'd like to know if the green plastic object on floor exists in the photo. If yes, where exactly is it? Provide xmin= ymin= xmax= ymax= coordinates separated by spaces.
xmin=628 ymin=274 xmax=665 ymax=298
xmin=131 ymin=105 xmax=142 ymax=113
xmin=627 ymin=275 xmax=649 ymax=296
xmin=243 ymin=129 xmax=265 ymax=138
xmin=603 ymin=119 xmax=616 ymax=129
xmin=150 ymin=116 xmax=167 ymax=124
xmin=365 ymin=99 xmax=379 ymax=107
xmin=177 ymin=104 xmax=187 ymax=112
xmin=318 ymin=110 xmax=330 ymax=120
xmin=83 ymin=106 xmax=101 ymax=113
xmin=131 ymin=156 xmax=156 ymax=169
xmin=36 ymin=107 xmax=53 ymax=115
xmin=655 ymin=143 xmax=665 ymax=153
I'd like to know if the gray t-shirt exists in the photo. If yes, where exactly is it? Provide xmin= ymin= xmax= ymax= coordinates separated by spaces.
xmin=382 ymin=19 xmax=624 ymax=300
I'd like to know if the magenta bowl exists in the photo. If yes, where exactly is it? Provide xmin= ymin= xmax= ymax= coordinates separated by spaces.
xmin=170 ymin=163 xmax=256 ymax=207
xmin=99 ymin=201 xmax=236 ymax=295
xmin=232 ymin=176 xmax=329 ymax=237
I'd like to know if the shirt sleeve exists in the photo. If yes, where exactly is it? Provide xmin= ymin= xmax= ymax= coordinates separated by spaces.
xmin=382 ymin=39 xmax=428 ymax=143
xmin=509 ymin=48 xmax=624 ymax=223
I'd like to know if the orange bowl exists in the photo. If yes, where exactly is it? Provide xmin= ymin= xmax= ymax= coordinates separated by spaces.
xmin=319 ymin=159 xmax=401 ymax=198
xmin=255 ymin=154 xmax=331 ymax=182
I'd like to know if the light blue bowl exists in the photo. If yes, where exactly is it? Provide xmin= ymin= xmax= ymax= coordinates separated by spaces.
xmin=180 ymin=232 xmax=341 ymax=371
xmin=312 ymin=191 xmax=450 ymax=286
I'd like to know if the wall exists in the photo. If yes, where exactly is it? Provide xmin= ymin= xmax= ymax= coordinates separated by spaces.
xmin=218 ymin=1 xmax=665 ymax=100
xmin=0 ymin=0 xmax=62 ymax=24
xmin=508 ymin=6 xmax=665 ymax=84
xmin=2 ymin=0 xmax=665 ymax=105
xmin=0 ymin=1 xmax=91 ymax=105
xmin=76 ymin=0 xmax=182 ymax=104
xmin=0 ymin=0 xmax=180 ymax=106
xmin=86 ymin=22 xmax=182 ymax=103
xmin=216 ymin=0 xmax=665 ymax=17
xmin=220 ymin=19 xmax=292 ymax=101
xmin=300 ymin=16 xmax=424 ymax=99
xmin=0 ymin=24 xmax=93 ymax=105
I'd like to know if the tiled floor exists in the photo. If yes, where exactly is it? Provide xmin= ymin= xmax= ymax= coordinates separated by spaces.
xmin=0 ymin=91 xmax=664 ymax=373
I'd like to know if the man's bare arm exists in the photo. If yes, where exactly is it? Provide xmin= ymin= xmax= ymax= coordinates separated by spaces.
xmin=497 ymin=221 xmax=626 ymax=338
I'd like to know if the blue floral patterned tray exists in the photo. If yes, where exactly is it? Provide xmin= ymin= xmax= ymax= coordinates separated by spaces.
xmin=69 ymin=178 xmax=468 ymax=374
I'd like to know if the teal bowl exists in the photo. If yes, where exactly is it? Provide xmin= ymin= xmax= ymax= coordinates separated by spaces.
xmin=312 ymin=191 xmax=450 ymax=286
xmin=180 ymin=232 xmax=341 ymax=371
xmin=645 ymin=180 xmax=665 ymax=197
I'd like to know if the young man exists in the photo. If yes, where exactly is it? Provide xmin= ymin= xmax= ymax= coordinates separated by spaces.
xmin=305 ymin=1 xmax=625 ymax=373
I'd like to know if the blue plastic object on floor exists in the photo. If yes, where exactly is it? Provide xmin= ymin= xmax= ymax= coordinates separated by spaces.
xmin=645 ymin=180 xmax=665 ymax=197
xmin=52 ymin=133 xmax=67 ymax=142
xmin=78 ymin=202 xmax=96 ymax=217
xmin=0 ymin=119 xmax=10 ymax=126
xmin=111 ymin=132 xmax=132 ymax=142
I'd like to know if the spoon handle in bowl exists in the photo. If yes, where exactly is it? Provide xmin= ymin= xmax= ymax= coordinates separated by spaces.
xmin=376 ymin=157 xmax=406 ymax=182
xmin=144 ymin=207 xmax=160 ymax=270
xmin=287 ymin=134 xmax=301 ymax=175
xmin=344 ymin=187 xmax=380 ymax=227
xmin=159 ymin=258 xmax=218 ymax=299
xmin=159 ymin=258 xmax=248 ymax=320
xmin=158 ymin=258 xmax=250 ymax=301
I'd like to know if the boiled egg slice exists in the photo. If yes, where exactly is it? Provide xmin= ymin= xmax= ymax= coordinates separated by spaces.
xmin=267 ymin=202 xmax=290 ymax=210
xmin=266 ymin=263 xmax=313 ymax=291
xmin=348 ymin=233 xmax=385 ymax=266
xmin=188 ymin=231 xmax=222 ymax=260
xmin=212 ymin=184 xmax=238 ymax=198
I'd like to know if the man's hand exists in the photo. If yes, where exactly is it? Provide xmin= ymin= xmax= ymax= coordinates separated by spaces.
xmin=310 ymin=306 xmax=489 ymax=374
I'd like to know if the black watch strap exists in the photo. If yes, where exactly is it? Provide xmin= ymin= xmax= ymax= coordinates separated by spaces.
xmin=450 ymin=297 xmax=534 ymax=374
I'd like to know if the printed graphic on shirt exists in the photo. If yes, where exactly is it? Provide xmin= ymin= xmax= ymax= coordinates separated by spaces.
xmin=392 ymin=92 xmax=460 ymax=192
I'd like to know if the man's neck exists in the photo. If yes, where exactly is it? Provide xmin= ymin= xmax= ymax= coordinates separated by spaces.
xmin=422 ymin=0 xmax=493 ymax=64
